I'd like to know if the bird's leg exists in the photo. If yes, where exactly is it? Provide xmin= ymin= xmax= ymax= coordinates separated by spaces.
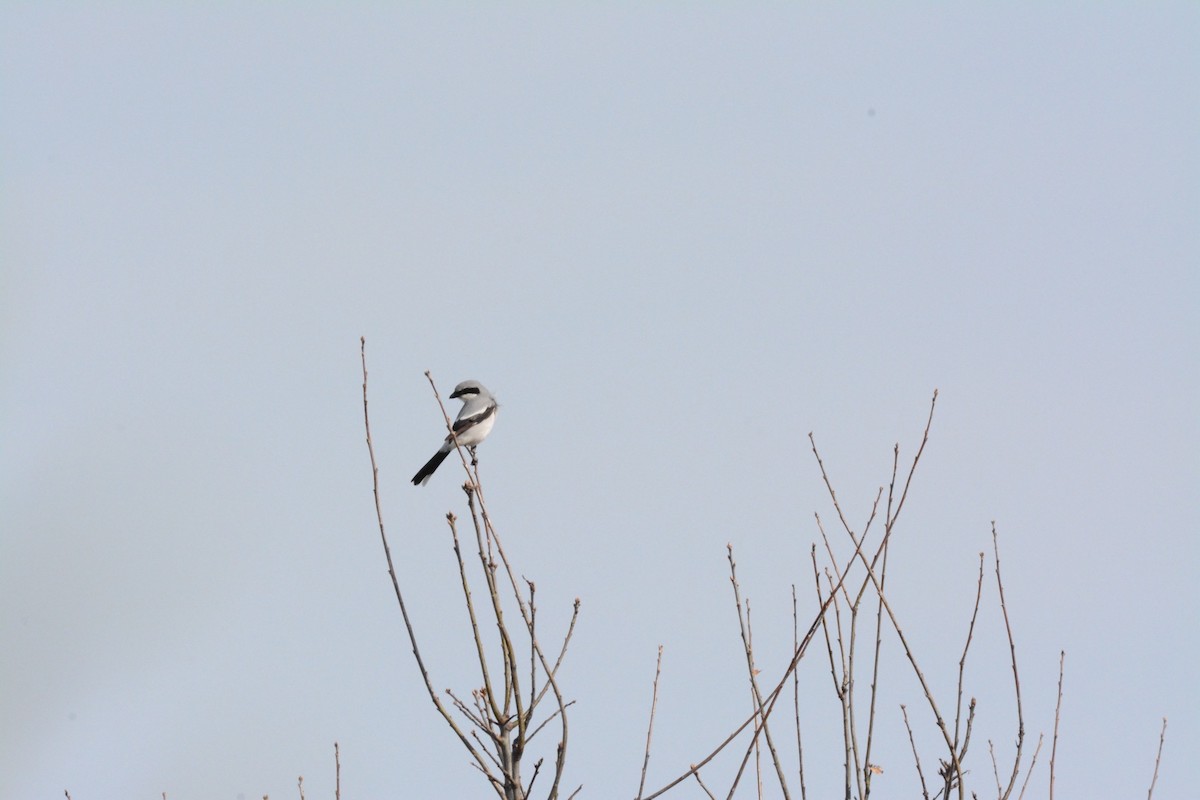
xmin=468 ymin=445 xmax=479 ymax=466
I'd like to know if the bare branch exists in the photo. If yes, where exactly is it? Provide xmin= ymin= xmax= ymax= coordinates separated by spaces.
xmin=360 ymin=340 xmax=495 ymax=781
xmin=642 ymin=521 xmax=881 ymax=799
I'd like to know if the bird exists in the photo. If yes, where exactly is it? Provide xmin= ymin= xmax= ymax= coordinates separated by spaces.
xmin=411 ymin=380 xmax=498 ymax=486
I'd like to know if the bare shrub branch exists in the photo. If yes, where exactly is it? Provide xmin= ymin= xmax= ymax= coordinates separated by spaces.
xmin=360 ymin=342 xmax=576 ymax=799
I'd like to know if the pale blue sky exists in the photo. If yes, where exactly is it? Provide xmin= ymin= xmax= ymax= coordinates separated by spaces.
xmin=2 ymin=5 xmax=1196 ymax=799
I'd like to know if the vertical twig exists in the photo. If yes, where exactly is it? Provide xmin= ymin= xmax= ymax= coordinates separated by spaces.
xmin=1049 ymin=650 xmax=1065 ymax=800
xmin=748 ymin=601 xmax=764 ymax=800
xmin=862 ymin=451 xmax=899 ymax=799
xmin=529 ymin=580 xmax=538 ymax=715
xmin=636 ymin=646 xmax=665 ymax=800
xmin=446 ymin=511 xmax=506 ymax=732
xmin=1146 ymin=717 xmax=1167 ymax=800
xmin=791 ymin=585 xmax=808 ymax=800
xmin=334 ymin=741 xmax=341 ymax=800
xmin=989 ymin=740 xmax=1002 ymax=796
xmin=992 ymin=523 xmax=1025 ymax=800
xmin=955 ymin=554 xmax=986 ymax=747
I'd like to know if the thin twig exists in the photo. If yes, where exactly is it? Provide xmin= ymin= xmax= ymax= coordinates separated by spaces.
xmin=810 ymin=549 xmax=840 ymax=700
xmin=992 ymin=523 xmax=1025 ymax=800
xmin=463 ymin=489 xmax=524 ymax=735
xmin=791 ymin=585 xmax=808 ymax=800
xmin=887 ymin=390 xmax=938 ymax=530
xmin=727 ymin=546 xmax=792 ymax=800
xmin=334 ymin=741 xmax=340 ymax=800
xmin=446 ymin=512 xmax=505 ymax=728
xmin=955 ymin=554 xmax=986 ymax=748
xmin=446 ymin=688 xmax=493 ymax=734
xmin=693 ymin=772 xmax=718 ymax=800
xmin=813 ymin=512 xmax=857 ymax=799
xmin=989 ymin=740 xmax=1002 ymax=797
xmin=1049 ymin=650 xmax=1064 ymax=800
xmin=1147 ymin=717 xmax=1167 ymax=800
xmin=901 ymin=704 xmax=930 ymax=800
xmin=527 ymin=699 xmax=578 ymax=742
xmin=1016 ymin=733 xmax=1043 ymax=800
xmin=942 ymin=553 xmax=985 ymax=800
xmin=526 ymin=757 xmax=544 ymax=797
xmin=529 ymin=580 xmax=539 ymax=716
xmin=636 ymin=646 xmax=665 ymax=800
xmin=748 ymin=601 xmax=763 ymax=800
xmin=862 ymin=485 xmax=891 ymax=799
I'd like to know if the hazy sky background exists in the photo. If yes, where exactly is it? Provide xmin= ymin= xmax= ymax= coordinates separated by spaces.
xmin=2 ymin=5 xmax=1196 ymax=799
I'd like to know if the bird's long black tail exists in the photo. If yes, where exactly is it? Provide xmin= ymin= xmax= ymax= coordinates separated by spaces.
xmin=412 ymin=448 xmax=451 ymax=486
